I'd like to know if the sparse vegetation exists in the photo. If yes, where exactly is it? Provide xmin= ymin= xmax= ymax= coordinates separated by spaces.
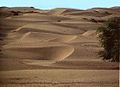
xmin=11 ymin=11 xmax=19 ymax=16
xmin=97 ymin=17 xmax=120 ymax=62
xmin=30 ymin=7 xmax=34 ymax=9
xmin=90 ymin=18 xmax=98 ymax=23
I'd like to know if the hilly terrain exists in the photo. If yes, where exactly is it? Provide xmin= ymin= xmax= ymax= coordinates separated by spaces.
xmin=0 ymin=7 xmax=119 ymax=87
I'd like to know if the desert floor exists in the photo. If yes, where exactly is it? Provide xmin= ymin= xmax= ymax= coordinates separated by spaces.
xmin=0 ymin=7 xmax=119 ymax=87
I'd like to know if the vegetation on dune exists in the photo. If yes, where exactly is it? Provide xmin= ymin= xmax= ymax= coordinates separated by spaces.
xmin=97 ymin=17 xmax=120 ymax=62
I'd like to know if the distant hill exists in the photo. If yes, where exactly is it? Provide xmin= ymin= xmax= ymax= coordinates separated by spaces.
xmin=0 ymin=6 xmax=120 ymax=18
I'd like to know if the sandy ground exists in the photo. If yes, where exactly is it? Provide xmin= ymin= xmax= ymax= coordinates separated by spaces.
xmin=0 ymin=70 xmax=119 ymax=87
xmin=0 ymin=7 xmax=119 ymax=87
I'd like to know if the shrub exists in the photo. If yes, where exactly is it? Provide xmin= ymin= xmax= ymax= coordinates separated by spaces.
xmin=97 ymin=17 xmax=120 ymax=62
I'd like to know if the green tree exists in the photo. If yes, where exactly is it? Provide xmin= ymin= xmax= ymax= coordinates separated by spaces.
xmin=97 ymin=17 xmax=120 ymax=62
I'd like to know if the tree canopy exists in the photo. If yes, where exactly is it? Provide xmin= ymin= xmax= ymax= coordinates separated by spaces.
xmin=97 ymin=17 xmax=120 ymax=62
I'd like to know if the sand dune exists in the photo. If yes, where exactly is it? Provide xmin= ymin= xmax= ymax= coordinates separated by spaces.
xmin=18 ymin=32 xmax=77 ymax=43
xmin=0 ymin=7 xmax=119 ymax=87
xmin=51 ymin=35 xmax=77 ymax=42
xmin=48 ymin=8 xmax=82 ymax=16
xmin=19 ymin=32 xmax=56 ymax=42
xmin=13 ymin=23 xmax=81 ymax=34
xmin=1 ymin=7 xmax=119 ymax=68
xmin=48 ymin=8 xmax=67 ymax=15
xmin=70 ymin=35 xmax=98 ymax=43
xmin=6 ymin=13 xmax=70 ymax=22
xmin=3 ymin=43 xmax=74 ymax=61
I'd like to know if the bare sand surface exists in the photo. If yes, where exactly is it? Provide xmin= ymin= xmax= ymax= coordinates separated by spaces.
xmin=0 ymin=70 xmax=119 ymax=87
xmin=0 ymin=7 xmax=119 ymax=87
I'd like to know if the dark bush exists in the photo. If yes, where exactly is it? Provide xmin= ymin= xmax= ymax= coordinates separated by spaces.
xmin=97 ymin=17 xmax=120 ymax=62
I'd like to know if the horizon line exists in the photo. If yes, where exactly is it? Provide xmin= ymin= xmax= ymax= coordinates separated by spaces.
xmin=0 ymin=6 xmax=120 ymax=10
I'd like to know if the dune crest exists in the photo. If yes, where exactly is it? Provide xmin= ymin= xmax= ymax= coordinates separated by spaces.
xmin=51 ymin=35 xmax=77 ymax=42
xmin=82 ymin=30 xmax=97 ymax=36
xmin=3 ymin=44 xmax=74 ymax=61
xmin=18 ymin=32 xmax=78 ymax=43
